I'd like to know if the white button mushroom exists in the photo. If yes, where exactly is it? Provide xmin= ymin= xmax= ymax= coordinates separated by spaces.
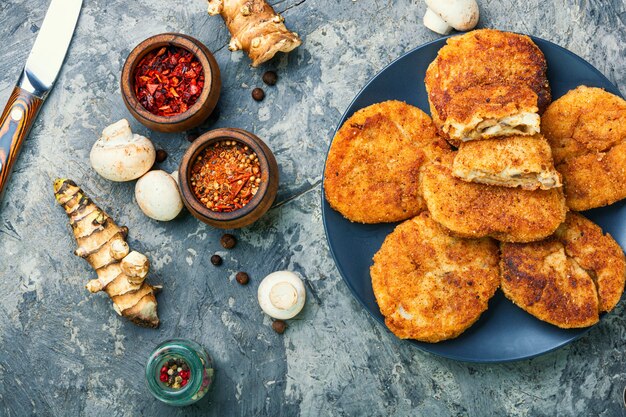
xmin=258 ymin=271 xmax=306 ymax=320
xmin=90 ymin=119 xmax=156 ymax=182
xmin=170 ymin=170 xmax=180 ymax=186
xmin=423 ymin=0 xmax=479 ymax=35
xmin=135 ymin=170 xmax=183 ymax=221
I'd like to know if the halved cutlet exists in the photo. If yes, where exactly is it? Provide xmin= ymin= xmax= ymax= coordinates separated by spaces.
xmin=452 ymin=134 xmax=562 ymax=190
xmin=425 ymin=29 xmax=550 ymax=143
xmin=500 ymin=212 xmax=626 ymax=328
xmin=420 ymin=159 xmax=567 ymax=243
xmin=371 ymin=211 xmax=500 ymax=342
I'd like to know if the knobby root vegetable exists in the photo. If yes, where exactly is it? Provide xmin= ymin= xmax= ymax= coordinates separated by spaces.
xmin=207 ymin=0 xmax=302 ymax=67
xmin=53 ymin=178 xmax=161 ymax=328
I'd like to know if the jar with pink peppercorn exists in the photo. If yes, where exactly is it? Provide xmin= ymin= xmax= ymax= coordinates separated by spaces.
xmin=145 ymin=339 xmax=214 ymax=406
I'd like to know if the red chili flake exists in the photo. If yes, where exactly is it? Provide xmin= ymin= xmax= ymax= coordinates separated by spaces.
xmin=134 ymin=46 xmax=204 ymax=117
xmin=190 ymin=141 xmax=262 ymax=213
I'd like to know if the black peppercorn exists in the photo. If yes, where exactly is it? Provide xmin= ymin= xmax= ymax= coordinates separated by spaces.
xmin=156 ymin=149 xmax=168 ymax=163
xmin=252 ymin=88 xmax=265 ymax=101
xmin=262 ymin=71 xmax=278 ymax=86
xmin=210 ymin=254 xmax=222 ymax=266
xmin=272 ymin=320 xmax=287 ymax=334
xmin=235 ymin=272 xmax=249 ymax=285
xmin=220 ymin=234 xmax=237 ymax=249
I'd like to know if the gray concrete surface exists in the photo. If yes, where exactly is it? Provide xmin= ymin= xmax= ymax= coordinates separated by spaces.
xmin=1 ymin=0 xmax=626 ymax=416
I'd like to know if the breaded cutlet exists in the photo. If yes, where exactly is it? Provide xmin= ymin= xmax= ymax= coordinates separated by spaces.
xmin=420 ymin=158 xmax=567 ymax=242
xmin=324 ymin=100 xmax=451 ymax=223
xmin=371 ymin=211 xmax=500 ymax=342
xmin=425 ymin=29 xmax=550 ymax=143
xmin=500 ymin=212 xmax=626 ymax=328
xmin=541 ymin=86 xmax=626 ymax=210
xmin=452 ymin=134 xmax=562 ymax=190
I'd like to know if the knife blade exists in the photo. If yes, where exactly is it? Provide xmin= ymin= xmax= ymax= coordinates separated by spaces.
xmin=0 ymin=0 xmax=83 ymax=203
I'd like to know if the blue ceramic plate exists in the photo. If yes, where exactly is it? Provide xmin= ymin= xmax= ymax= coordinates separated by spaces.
xmin=321 ymin=35 xmax=625 ymax=363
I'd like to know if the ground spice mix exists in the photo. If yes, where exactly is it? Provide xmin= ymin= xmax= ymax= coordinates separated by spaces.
xmin=134 ymin=46 xmax=204 ymax=116
xmin=191 ymin=141 xmax=262 ymax=212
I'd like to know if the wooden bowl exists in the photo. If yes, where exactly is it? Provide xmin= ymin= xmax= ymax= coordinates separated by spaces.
xmin=178 ymin=128 xmax=279 ymax=229
xmin=121 ymin=33 xmax=221 ymax=133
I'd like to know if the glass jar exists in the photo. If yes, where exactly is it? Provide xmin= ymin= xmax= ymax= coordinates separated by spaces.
xmin=145 ymin=339 xmax=214 ymax=406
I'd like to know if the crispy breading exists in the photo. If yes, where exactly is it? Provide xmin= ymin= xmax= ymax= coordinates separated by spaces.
xmin=370 ymin=212 xmax=500 ymax=342
xmin=501 ymin=213 xmax=626 ymax=328
xmin=554 ymin=213 xmax=626 ymax=312
xmin=324 ymin=100 xmax=451 ymax=223
xmin=542 ymin=86 xmax=626 ymax=210
xmin=420 ymin=161 xmax=567 ymax=242
xmin=452 ymin=134 xmax=562 ymax=190
xmin=425 ymin=29 xmax=550 ymax=143
xmin=501 ymin=239 xmax=599 ymax=328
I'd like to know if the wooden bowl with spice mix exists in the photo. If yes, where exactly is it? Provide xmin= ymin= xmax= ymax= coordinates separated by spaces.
xmin=121 ymin=33 xmax=221 ymax=133
xmin=178 ymin=128 xmax=279 ymax=229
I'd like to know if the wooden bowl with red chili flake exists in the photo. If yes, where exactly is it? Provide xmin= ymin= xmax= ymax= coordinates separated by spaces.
xmin=121 ymin=33 xmax=221 ymax=133
xmin=178 ymin=128 xmax=279 ymax=229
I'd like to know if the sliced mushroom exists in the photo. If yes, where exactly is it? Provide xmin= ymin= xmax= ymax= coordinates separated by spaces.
xmin=258 ymin=271 xmax=306 ymax=320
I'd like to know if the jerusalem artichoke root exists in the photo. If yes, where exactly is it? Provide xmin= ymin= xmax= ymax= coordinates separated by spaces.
xmin=208 ymin=0 xmax=302 ymax=67
xmin=53 ymin=179 xmax=161 ymax=328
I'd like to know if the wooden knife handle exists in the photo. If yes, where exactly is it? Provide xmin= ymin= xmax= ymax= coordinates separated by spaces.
xmin=0 ymin=86 xmax=43 ymax=201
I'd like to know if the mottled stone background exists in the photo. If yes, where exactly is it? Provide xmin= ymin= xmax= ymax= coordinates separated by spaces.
xmin=1 ymin=0 xmax=625 ymax=416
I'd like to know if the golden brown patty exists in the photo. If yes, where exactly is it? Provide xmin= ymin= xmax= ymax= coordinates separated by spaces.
xmin=324 ymin=100 xmax=450 ymax=223
xmin=542 ymin=86 xmax=626 ymax=210
xmin=371 ymin=211 xmax=500 ymax=342
xmin=452 ymin=134 xmax=562 ymax=190
xmin=425 ymin=29 xmax=550 ymax=143
xmin=420 ymin=160 xmax=567 ymax=242
xmin=501 ymin=212 xmax=626 ymax=328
